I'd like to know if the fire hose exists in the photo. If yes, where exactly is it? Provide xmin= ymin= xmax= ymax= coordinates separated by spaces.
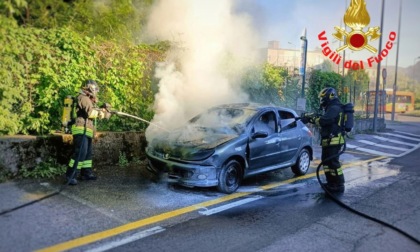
xmin=111 ymin=111 xmax=169 ymax=132
xmin=0 ymin=111 xmax=165 ymax=216
xmin=0 ymin=121 xmax=89 ymax=216
xmin=317 ymin=140 xmax=420 ymax=245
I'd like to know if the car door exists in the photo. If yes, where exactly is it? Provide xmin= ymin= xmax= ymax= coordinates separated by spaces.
xmin=247 ymin=110 xmax=282 ymax=170
xmin=277 ymin=110 xmax=302 ymax=163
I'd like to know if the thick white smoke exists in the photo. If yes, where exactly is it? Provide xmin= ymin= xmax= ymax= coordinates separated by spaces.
xmin=144 ymin=0 xmax=261 ymax=140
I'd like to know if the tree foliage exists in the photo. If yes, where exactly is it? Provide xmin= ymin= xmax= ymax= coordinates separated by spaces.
xmin=307 ymin=70 xmax=343 ymax=111
xmin=0 ymin=15 xmax=167 ymax=135
xmin=343 ymin=68 xmax=370 ymax=101
xmin=241 ymin=63 xmax=287 ymax=105
xmin=1 ymin=0 xmax=153 ymax=43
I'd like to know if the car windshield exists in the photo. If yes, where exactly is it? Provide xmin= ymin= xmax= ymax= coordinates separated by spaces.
xmin=189 ymin=107 xmax=256 ymax=134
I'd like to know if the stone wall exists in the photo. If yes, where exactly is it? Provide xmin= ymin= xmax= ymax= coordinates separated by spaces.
xmin=353 ymin=118 xmax=386 ymax=133
xmin=0 ymin=132 xmax=147 ymax=175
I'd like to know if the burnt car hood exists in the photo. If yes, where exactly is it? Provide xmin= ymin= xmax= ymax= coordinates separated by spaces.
xmin=149 ymin=126 xmax=238 ymax=160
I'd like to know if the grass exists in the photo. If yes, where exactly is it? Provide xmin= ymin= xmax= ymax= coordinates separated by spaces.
xmin=20 ymin=158 xmax=67 ymax=179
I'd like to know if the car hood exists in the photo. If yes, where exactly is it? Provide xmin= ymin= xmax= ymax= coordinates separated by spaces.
xmin=149 ymin=126 xmax=238 ymax=160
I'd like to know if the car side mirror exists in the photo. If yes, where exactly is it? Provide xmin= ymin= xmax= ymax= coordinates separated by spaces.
xmin=252 ymin=131 xmax=268 ymax=139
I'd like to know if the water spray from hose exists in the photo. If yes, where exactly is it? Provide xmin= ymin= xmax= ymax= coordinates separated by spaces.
xmin=112 ymin=111 xmax=169 ymax=132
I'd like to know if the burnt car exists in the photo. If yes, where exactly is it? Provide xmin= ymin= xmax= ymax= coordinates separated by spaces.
xmin=146 ymin=103 xmax=313 ymax=194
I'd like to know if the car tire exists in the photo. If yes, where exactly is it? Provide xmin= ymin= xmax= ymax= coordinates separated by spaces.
xmin=217 ymin=160 xmax=242 ymax=194
xmin=291 ymin=148 xmax=310 ymax=175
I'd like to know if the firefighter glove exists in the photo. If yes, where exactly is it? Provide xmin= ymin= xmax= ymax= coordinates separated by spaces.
xmin=100 ymin=103 xmax=112 ymax=112
xmin=97 ymin=109 xmax=112 ymax=119
xmin=301 ymin=117 xmax=310 ymax=124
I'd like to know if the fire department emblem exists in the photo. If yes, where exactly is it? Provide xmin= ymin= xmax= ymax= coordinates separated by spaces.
xmin=333 ymin=0 xmax=381 ymax=53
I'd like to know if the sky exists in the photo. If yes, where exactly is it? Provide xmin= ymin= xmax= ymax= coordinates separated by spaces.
xmin=243 ymin=0 xmax=420 ymax=68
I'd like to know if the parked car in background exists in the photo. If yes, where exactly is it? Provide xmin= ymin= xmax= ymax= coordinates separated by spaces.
xmin=146 ymin=103 xmax=313 ymax=193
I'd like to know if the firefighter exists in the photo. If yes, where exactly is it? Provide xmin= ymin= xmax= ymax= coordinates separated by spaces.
xmin=65 ymin=80 xmax=112 ymax=185
xmin=302 ymin=87 xmax=345 ymax=193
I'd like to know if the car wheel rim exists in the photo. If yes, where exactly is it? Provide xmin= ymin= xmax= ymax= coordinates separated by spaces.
xmin=226 ymin=165 xmax=238 ymax=187
xmin=299 ymin=152 xmax=310 ymax=172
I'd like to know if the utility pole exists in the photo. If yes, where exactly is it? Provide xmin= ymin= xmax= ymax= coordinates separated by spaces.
xmin=391 ymin=0 xmax=402 ymax=122
xmin=299 ymin=29 xmax=308 ymax=98
xmin=382 ymin=68 xmax=387 ymax=119
xmin=373 ymin=0 xmax=385 ymax=132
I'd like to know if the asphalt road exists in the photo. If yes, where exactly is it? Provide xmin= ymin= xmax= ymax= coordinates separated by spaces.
xmin=1 ymin=114 xmax=420 ymax=252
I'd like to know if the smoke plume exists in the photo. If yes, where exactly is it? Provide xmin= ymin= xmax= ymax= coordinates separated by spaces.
xmin=144 ymin=0 xmax=261 ymax=140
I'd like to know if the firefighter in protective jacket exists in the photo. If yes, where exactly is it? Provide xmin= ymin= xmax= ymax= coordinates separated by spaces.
xmin=302 ymin=87 xmax=345 ymax=193
xmin=65 ymin=80 xmax=112 ymax=185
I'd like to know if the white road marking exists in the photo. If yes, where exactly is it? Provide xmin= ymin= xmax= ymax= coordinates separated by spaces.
xmin=379 ymin=132 xmax=420 ymax=141
xmin=345 ymin=144 xmax=357 ymax=149
xmin=373 ymin=136 xmax=418 ymax=147
xmin=393 ymin=131 xmax=420 ymax=139
xmin=344 ymin=145 xmax=398 ymax=157
xmin=85 ymin=226 xmax=165 ymax=252
xmin=198 ymin=196 xmax=264 ymax=216
xmin=358 ymin=140 xmax=410 ymax=151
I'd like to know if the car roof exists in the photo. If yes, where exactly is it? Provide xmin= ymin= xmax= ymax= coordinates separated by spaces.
xmin=212 ymin=103 xmax=297 ymax=115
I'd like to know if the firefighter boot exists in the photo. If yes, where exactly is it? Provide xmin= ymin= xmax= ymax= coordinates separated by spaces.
xmin=322 ymin=166 xmax=345 ymax=193
xmin=80 ymin=168 xmax=97 ymax=181
xmin=334 ymin=169 xmax=345 ymax=193
xmin=65 ymin=167 xmax=78 ymax=186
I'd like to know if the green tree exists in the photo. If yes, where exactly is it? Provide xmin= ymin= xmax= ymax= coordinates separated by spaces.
xmin=1 ymin=0 xmax=154 ymax=43
xmin=0 ymin=15 xmax=167 ymax=135
xmin=0 ymin=0 xmax=27 ymax=18
xmin=241 ymin=63 xmax=286 ymax=105
xmin=281 ymin=69 xmax=301 ymax=109
xmin=307 ymin=70 xmax=343 ymax=111
xmin=343 ymin=69 xmax=370 ymax=104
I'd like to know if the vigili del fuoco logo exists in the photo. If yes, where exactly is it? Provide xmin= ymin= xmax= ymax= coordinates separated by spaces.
xmin=318 ymin=0 xmax=396 ymax=70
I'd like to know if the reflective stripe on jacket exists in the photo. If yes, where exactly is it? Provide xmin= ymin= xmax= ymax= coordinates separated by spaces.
xmin=321 ymin=134 xmax=345 ymax=147
xmin=71 ymin=125 xmax=94 ymax=138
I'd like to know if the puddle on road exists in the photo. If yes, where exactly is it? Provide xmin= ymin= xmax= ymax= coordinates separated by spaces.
xmin=31 ymin=157 xmax=403 ymax=219
xmin=238 ymin=158 xmax=403 ymax=207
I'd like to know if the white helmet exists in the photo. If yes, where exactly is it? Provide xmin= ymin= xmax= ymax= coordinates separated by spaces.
xmin=84 ymin=79 xmax=99 ymax=96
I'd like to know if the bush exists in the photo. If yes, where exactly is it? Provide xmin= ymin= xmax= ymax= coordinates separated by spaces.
xmin=0 ymin=15 xmax=168 ymax=135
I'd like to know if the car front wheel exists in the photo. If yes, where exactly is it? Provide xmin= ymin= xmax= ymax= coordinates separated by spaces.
xmin=217 ymin=160 xmax=242 ymax=194
xmin=291 ymin=149 xmax=310 ymax=175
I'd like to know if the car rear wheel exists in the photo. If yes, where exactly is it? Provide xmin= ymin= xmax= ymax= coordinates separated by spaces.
xmin=217 ymin=160 xmax=242 ymax=194
xmin=291 ymin=149 xmax=310 ymax=175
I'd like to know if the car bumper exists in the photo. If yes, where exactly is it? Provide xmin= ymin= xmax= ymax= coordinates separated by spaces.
xmin=146 ymin=153 xmax=219 ymax=188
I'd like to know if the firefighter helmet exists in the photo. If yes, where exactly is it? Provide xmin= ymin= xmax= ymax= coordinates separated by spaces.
xmin=319 ymin=87 xmax=338 ymax=107
xmin=84 ymin=79 xmax=99 ymax=96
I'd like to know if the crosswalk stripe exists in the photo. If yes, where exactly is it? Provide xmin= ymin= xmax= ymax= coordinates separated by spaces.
xmin=373 ymin=136 xmax=418 ymax=147
xmin=379 ymin=132 xmax=420 ymax=142
xmin=351 ymin=147 xmax=397 ymax=157
xmin=357 ymin=140 xmax=410 ymax=151
xmin=393 ymin=130 xmax=420 ymax=139
xmin=343 ymin=143 xmax=398 ymax=157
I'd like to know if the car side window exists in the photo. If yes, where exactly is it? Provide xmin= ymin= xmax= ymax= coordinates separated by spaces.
xmin=254 ymin=111 xmax=276 ymax=134
xmin=278 ymin=111 xmax=297 ymax=131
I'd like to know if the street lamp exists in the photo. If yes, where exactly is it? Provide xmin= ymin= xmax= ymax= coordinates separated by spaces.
xmin=391 ymin=0 xmax=402 ymax=122
xmin=299 ymin=33 xmax=308 ymax=98
xmin=373 ymin=0 xmax=385 ymax=132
